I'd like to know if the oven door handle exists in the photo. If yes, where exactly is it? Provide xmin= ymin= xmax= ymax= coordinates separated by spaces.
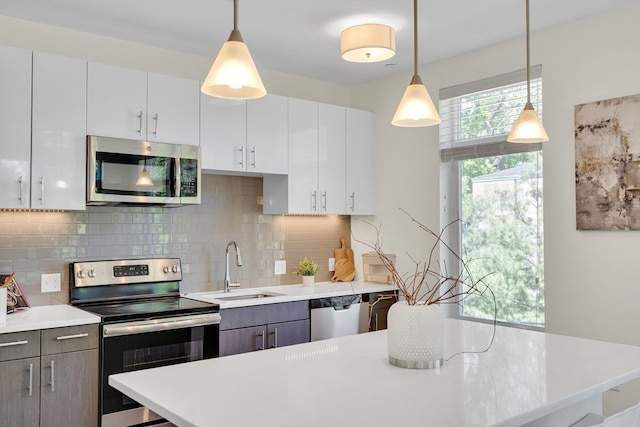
xmin=103 ymin=313 xmax=221 ymax=337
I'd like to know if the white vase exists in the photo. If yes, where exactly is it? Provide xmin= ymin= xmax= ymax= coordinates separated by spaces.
xmin=387 ymin=301 xmax=444 ymax=369
xmin=302 ymin=275 xmax=315 ymax=287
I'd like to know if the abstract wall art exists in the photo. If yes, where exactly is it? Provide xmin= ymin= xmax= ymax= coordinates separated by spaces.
xmin=574 ymin=94 xmax=640 ymax=231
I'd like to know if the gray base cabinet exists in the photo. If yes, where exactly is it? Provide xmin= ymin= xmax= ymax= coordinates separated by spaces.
xmin=219 ymin=301 xmax=310 ymax=357
xmin=0 ymin=324 xmax=99 ymax=427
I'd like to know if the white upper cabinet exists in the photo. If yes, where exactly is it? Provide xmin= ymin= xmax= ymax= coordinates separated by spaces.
xmin=31 ymin=52 xmax=87 ymax=210
xmin=0 ymin=47 xmax=87 ymax=210
xmin=200 ymin=97 xmax=247 ymax=172
xmin=87 ymin=62 xmax=199 ymax=145
xmin=346 ymin=108 xmax=376 ymax=215
xmin=263 ymin=99 xmax=347 ymax=215
xmin=0 ymin=46 xmax=32 ymax=209
xmin=246 ymin=94 xmax=288 ymax=175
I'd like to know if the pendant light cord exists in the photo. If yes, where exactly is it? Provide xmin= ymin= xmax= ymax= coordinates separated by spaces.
xmin=526 ymin=0 xmax=531 ymax=103
xmin=233 ymin=0 xmax=238 ymax=31
xmin=413 ymin=0 xmax=418 ymax=77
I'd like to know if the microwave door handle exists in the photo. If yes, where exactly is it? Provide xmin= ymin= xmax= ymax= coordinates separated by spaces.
xmin=173 ymin=157 xmax=180 ymax=197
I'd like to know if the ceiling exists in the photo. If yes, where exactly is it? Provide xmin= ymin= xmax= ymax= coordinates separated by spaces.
xmin=0 ymin=0 xmax=635 ymax=87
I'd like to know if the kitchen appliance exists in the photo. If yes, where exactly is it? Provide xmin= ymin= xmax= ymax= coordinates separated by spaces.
xmin=310 ymin=295 xmax=362 ymax=341
xmin=87 ymin=135 xmax=201 ymax=206
xmin=70 ymin=258 xmax=220 ymax=427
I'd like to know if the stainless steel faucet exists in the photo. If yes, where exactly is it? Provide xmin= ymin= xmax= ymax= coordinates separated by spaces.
xmin=224 ymin=241 xmax=242 ymax=292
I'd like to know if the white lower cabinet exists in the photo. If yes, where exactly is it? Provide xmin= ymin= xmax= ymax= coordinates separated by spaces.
xmin=0 ymin=325 xmax=99 ymax=427
xmin=0 ymin=47 xmax=87 ymax=210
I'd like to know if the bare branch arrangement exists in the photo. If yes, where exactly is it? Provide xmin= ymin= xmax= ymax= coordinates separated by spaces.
xmin=354 ymin=208 xmax=493 ymax=306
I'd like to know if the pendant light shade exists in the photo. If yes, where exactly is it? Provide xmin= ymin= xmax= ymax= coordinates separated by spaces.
xmin=392 ymin=0 xmax=441 ymax=127
xmin=136 ymin=163 xmax=154 ymax=187
xmin=341 ymin=24 xmax=396 ymax=63
xmin=507 ymin=0 xmax=548 ymax=143
xmin=201 ymin=0 xmax=266 ymax=100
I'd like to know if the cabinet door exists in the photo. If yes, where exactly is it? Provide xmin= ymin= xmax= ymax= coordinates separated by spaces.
xmin=200 ymin=97 xmax=247 ymax=172
xmin=0 ymin=357 xmax=40 ymax=427
xmin=246 ymin=94 xmax=288 ymax=174
xmin=319 ymin=103 xmax=346 ymax=214
xmin=31 ymin=52 xmax=87 ymax=210
xmin=147 ymin=73 xmax=200 ymax=145
xmin=288 ymin=98 xmax=319 ymax=213
xmin=0 ymin=45 xmax=32 ymax=209
xmin=40 ymin=349 xmax=99 ymax=427
xmin=87 ymin=62 xmax=147 ymax=140
xmin=267 ymin=319 xmax=310 ymax=349
xmin=219 ymin=325 xmax=267 ymax=356
xmin=346 ymin=108 xmax=376 ymax=215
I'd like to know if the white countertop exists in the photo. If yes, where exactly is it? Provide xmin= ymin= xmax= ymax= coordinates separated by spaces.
xmin=184 ymin=281 xmax=396 ymax=309
xmin=0 ymin=305 xmax=101 ymax=333
xmin=109 ymin=319 xmax=640 ymax=427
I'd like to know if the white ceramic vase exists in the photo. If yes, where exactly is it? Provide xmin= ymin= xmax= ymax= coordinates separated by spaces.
xmin=387 ymin=301 xmax=444 ymax=369
xmin=302 ymin=275 xmax=315 ymax=287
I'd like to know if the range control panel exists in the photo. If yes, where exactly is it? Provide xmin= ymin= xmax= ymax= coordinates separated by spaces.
xmin=72 ymin=258 xmax=182 ymax=287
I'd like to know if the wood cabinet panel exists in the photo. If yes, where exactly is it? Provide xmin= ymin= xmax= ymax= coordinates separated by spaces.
xmin=0 ymin=357 xmax=40 ymax=427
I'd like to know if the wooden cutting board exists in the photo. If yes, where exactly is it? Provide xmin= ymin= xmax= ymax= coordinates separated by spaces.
xmin=331 ymin=237 xmax=355 ymax=282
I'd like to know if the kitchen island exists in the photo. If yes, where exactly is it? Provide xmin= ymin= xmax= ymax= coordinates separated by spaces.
xmin=109 ymin=319 xmax=640 ymax=427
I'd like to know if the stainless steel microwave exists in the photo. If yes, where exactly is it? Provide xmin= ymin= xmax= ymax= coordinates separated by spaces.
xmin=87 ymin=136 xmax=201 ymax=206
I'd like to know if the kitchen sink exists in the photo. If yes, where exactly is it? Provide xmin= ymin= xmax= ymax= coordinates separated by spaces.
xmin=213 ymin=292 xmax=284 ymax=301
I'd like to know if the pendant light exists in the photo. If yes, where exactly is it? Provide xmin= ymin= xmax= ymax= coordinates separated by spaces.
xmin=341 ymin=24 xmax=396 ymax=63
xmin=136 ymin=161 xmax=154 ymax=187
xmin=392 ymin=0 xmax=441 ymax=127
xmin=507 ymin=0 xmax=549 ymax=143
xmin=201 ymin=0 xmax=266 ymax=100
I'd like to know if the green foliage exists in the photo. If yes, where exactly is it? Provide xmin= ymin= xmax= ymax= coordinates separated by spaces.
xmin=460 ymin=152 xmax=545 ymax=327
xmin=295 ymin=257 xmax=320 ymax=276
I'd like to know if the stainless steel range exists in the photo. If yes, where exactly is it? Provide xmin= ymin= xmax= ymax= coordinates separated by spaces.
xmin=70 ymin=258 xmax=220 ymax=427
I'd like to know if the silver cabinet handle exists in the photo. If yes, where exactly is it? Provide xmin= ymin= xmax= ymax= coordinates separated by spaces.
xmin=39 ymin=177 xmax=45 ymax=205
xmin=137 ymin=110 xmax=143 ymax=134
xmin=28 ymin=363 xmax=34 ymax=396
xmin=49 ymin=360 xmax=55 ymax=392
xmin=349 ymin=192 xmax=355 ymax=211
xmin=18 ymin=176 xmax=24 ymax=205
xmin=321 ymin=191 xmax=327 ymax=211
xmin=311 ymin=191 xmax=317 ymax=211
xmin=256 ymin=330 xmax=266 ymax=351
xmin=270 ymin=328 xmax=278 ymax=349
xmin=250 ymin=147 xmax=257 ymax=168
xmin=153 ymin=113 xmax=159 ymax=136
xmin=0 ymin=340 xmax=28 ymax=348
xmin=56 ymin=333 xmax=89 ymax=341
xmin=239 ymin=145 xmax=245 ymax=168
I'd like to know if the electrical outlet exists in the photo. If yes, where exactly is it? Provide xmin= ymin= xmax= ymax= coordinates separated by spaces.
xmin=274 ymin=260 xmax=287 ymax=275
xmin=41 ymin=273 xmax=61 ymax=293
xmin=328 ymin=257 xmax=336 ymax=271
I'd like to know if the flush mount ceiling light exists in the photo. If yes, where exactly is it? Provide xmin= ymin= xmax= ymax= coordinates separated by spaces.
xmin=507 ymin=0 xmax=549 ymax=143
xmin=201 ymin=0 xmax=266 ymax=100
xmin=392 ymin=0 xmax=441 ymax=127
xmin=341 ymin=24 xmax=396 ymax=63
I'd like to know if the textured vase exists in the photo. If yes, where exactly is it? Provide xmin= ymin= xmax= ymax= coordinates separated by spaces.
xmin=387 ymin=301 xmax=444 ymax=369
xmin=302 ymin=275 xmax=315 ymax=287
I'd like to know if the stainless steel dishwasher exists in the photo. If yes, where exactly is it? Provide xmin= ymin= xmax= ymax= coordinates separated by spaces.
xmin=310 ymin=295 xmax=362 ymax=341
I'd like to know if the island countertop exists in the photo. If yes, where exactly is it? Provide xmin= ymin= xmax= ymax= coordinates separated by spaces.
xmin=109 ymin=319 xmax=640 ymax=427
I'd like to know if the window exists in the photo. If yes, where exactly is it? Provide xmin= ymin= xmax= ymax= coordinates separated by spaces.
xmin=439 ymin=67 xmax=545 ymax=329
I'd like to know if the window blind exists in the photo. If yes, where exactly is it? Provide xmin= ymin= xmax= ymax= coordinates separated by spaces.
xmin=439 ymin=66 xmax=543 ymax=162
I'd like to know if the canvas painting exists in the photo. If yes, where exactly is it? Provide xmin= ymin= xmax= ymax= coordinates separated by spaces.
xmin=574 ymin=94 xmax=640 ymax=231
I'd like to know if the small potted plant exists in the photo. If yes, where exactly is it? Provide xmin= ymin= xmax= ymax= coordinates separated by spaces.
xmin=295 ymin=257 xmax=320 ymax=287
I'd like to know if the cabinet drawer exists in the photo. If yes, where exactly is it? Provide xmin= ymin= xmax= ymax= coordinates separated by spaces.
xmin=41 ymin=324 xmax=99 ymax=355
xmin=0 ymin=330 xmax=40 ymax=362
xmin=220 ymin=301 xmax=310 ymax=330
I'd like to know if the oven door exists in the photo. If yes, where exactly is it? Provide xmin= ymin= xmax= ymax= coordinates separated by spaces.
xmin=100 ymin=313 xmax=219 ymax=426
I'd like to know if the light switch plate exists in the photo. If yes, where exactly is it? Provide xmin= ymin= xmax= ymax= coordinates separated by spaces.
xmin=274 ymin=260 xmax=286 ymax=275
xmin=328 ymin=257 xmax=335 ymax=271
xmin=41 ymin=273 xmax=61 ymax=293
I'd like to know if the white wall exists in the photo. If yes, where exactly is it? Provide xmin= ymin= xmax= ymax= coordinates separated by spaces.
xmin=351 ymin=3 xmax=640 ymax=413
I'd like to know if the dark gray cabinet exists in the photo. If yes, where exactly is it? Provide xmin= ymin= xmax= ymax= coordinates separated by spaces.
xmin=219 ymin=301 xmax=310 ymax=356
xmin=0 ymin=324 xmax=99 ymax=427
